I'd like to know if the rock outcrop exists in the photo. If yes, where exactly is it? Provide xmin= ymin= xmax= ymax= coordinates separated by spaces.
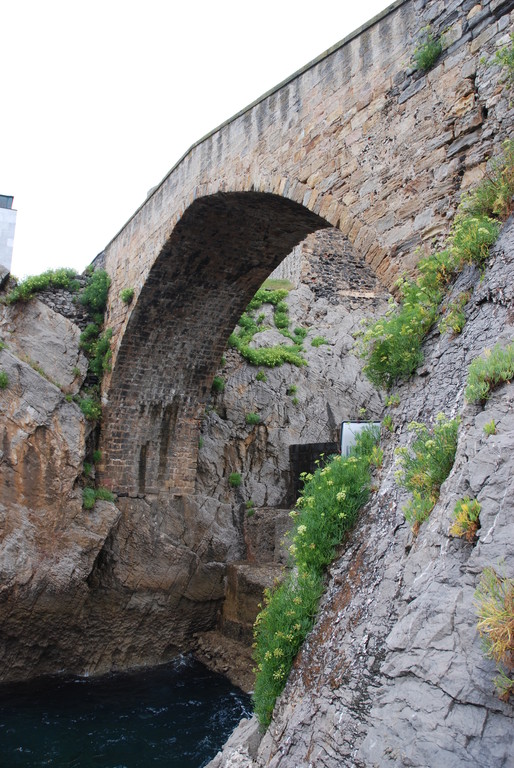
xmin=207 ymin=220 xmax=514 ymax=767
xmin=0 ymin=231 xmax=386 ymax=683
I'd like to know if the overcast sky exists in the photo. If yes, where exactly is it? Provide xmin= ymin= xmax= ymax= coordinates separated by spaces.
xmin=3 ymin=0 xmax=391 ymax=278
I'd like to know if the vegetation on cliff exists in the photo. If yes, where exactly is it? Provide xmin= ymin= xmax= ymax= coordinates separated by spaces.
xmin=394 ymin=413 xmax=459 ymax=531
xmin=474 ymin=567 xmax=514 ymax=700
xmin=228 ymin=284 xmax=308 ymax=368
xmin=356 ymin=140 xmax=514 ymax=389
xmin=4 ymin=268 xmax=80 ymax=303
xmin=253 ymin=426 xmax=379 ymax=728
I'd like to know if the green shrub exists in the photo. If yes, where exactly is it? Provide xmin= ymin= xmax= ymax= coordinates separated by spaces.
xmin=450 ymin=215 xmax=500 ymax=267
xmin=294 ymin=327 xmax=308 ymax=340
xmin=493 ymin=31 xmax=514 ymax=91
xmin=5 ymin=268 xmax=79 ymax=304
xmin=0 ymin=371 xmax=8 ymax=389
xmin=253 ymin=570 xmax=323 ymax=729
xmin=79 ymin=323 xmax=101 ymax=355
xmin=95 ymin=487 xmax=115 ymax=502
xmin=245 ymin=412 xmax=260 ymax=425
xmin=83 ymin=462 xmax=92 ymax=478
xmin=450 ymin=496 xmax=481 ymax=541
xmin=484 ymin=419 xmax=497 ymax=437
xmin=474 ymin=567 xmax=514 ymax=700
xmin=385 ymin=394 xmax=400 ymax=407
xmin=79 ymin=269 xmax=111 ymax=313
xmin=290 ymin=428 xmax=378 ymax=575
xmin=287 ymin=385 xmax=298 ymax=396
xmin=212 ymin=375 xmax=225 ymax=393
xmin=83 ymin=486 xmax=115 ymax=509
xmin=92 ymin=449 xmax=102 ymax=464
xmin=460 ymin=139 xmax=514 ymax=221
xmin=253 ymin=426 xmax=379 ymax=728
xmin=256 ymin=370 xmax=267 ymax=382
xmin=229 ymin=472 xmax=242 ymax=488
xmin=357 ymin=280 xmax=440 ymax=389
xmin=395 ymin=413 xmax=459 ymax=530
xmin=229 ymin=287 xmax=307 ymax=369
xmin=311 ymin=336 xmax=329 ymax=348
xmin=274 ymin=311 xmax=289 ymax=330
xmin=413 ymin=27 xmax=442 ymax=71
xmin=465 ymin=344 xmax=514 ymax=403
xmin=120 ymin=287 xmax=134 ymax=304
xmin=383 ymin=414 xmax=394 ymax=432
xmin=89 ymin=328 xmax=113 ymax=378
xmin=76 ymin=395 xmax=102 ymax=421
xmin=291 ymin=396 xmax=299 ymax=406
xmin=438 ymin=292 xmax=471 ymax=335
xmin=370 ymin=445 xmax=384 ymax=468
xmin=82 ymin=487 xmax=96 ymax=510
xmin=230 ymin=340 xmax=306 ymax=368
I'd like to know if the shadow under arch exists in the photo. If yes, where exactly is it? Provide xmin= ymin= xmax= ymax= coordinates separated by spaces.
xmin=100 ymin=191 xmax=331 ymax=496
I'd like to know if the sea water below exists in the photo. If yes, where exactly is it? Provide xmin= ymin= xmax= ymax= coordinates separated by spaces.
xmin=0 ymin=656 xmax=252 ymax=768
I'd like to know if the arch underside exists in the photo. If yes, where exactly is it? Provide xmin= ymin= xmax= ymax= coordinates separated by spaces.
xmin=102 ymin=192 xmax=332 ymax=495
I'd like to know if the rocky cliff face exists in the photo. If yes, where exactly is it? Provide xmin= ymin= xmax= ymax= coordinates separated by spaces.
xmin=0 ymin=230 xmax=386 ymax=683
xmin=0 ymin=216 xmax=512 ymax=765
xmin=207 ymin=221 xmax=514 ymax=767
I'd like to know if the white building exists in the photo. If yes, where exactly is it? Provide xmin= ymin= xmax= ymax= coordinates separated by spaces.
xmin=0 ymin=195 xmax=17 ymax=274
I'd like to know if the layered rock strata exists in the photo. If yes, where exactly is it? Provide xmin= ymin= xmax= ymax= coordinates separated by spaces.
xmin=207 ymin=221 xmax=514 ymax=768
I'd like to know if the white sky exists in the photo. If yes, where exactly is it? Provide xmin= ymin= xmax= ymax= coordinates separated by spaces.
xmin=3 ymin=0 xmax=392 ymax=278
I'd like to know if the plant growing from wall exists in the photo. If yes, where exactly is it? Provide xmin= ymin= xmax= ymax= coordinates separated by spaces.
xmin=120 ymin=287 xmax=134 ymax=304
xmin=253 ymin=426 xmax=379 ymax=728
xmin=245 ymin=412 xmax=261 ymax=425
xmin=229 ymin=472 xmax=242 ymax=488
xmin=483 ymin=419 xmax=497 ymax=437
xmin=450 ymin=497 xmax=481 ymax=542
xmin=212 ymin=375 xmax=225 ymax=393
xmin=465 ymin=343 xmax=514 ymax=403
xmin=493 ymin=31 xmax=514 ymax=91
xmin=438 ymin=292 xmax=471 ymax=335
xmin=460 ymin=140 xmax=514 ymax=221
xmin=311 ymin=336 xmax=329 ymax=348
xmin=474 ymin=567 xmax=514 ymax=700
xmin=413 ymin=26 xmax=442 ymax=71
xmin=75 ymin=394 xmax=102 ymax=421
xmin=382 ymin=414 xmax=394 ymax=432
xmin=395 ymin=413 xmax=459 ymax=531
xmin=83 ymin=486 xmax=115 ymax=510
xmin=0 ymin=371 xmax=8 ymax=389
xmin=79 ymin=269 xmax=111 ymax=314
xmin=256 ymin=370 xmax=267 ymax=382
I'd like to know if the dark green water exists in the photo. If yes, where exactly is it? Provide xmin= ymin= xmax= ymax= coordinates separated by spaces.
xmin=0 ymin=657 xmax=251 ymax=768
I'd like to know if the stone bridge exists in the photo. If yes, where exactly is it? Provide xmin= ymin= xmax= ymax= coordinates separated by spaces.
xmin=99 ymin=0 xmax=512 ymax=496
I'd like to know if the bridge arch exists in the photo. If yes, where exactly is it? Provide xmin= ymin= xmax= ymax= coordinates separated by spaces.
xmin=101 ymin=191 xmax=333 ymax=495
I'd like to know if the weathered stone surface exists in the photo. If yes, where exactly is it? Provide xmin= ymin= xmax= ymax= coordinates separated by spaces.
xmin=196 ymin=252 xmax=386 ymax=510
xmin=0 ymin=299 xmax=88 ymax=393
xmin=207 ymin=717 xmax=262 ymax=768
xmin=210 ymin=221 xmax=514 ymax=767
xmin=98 ymin=0 xmax=513 ymax=498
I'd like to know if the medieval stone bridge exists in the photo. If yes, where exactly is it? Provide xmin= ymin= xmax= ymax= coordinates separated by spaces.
xmin=99 ymin=0 xmax=512 ymax=496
